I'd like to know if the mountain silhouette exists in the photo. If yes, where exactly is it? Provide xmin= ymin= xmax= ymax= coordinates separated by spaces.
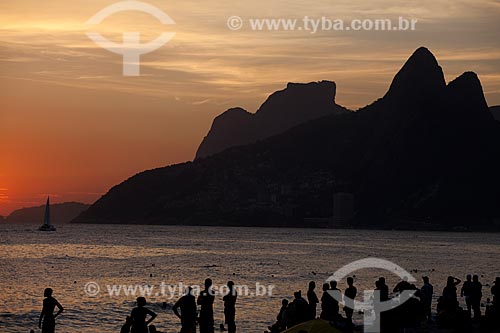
xmin=491 ymin=105 xmax=500 ymax=121
xmin=6 ymin=202 xmax=90 ymax=224
xmin=383 ymin=46 xmax=445 ymax=101
xmin=195 ymin=81 xmax=349 ymax=159
xmin=73 ymin=47 xmax=500 ymax=229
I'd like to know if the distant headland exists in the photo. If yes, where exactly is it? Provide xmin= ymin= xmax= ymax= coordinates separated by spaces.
xmin=3 ymin=202 xmax=89 ymax=224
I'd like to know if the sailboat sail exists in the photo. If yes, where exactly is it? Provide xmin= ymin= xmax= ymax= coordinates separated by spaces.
xmin=39 ymin=196 xmax=55 ymax=231
xmin=43 ymin=197 xmax=50 ymax=226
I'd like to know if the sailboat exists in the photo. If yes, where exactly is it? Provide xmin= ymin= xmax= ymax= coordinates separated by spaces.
xmin=39 ymin=197 xmax=56 ymax=231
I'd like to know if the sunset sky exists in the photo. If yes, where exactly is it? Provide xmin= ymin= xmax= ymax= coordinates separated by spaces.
xmin=1 ymin=0 xmax=499 ymax=216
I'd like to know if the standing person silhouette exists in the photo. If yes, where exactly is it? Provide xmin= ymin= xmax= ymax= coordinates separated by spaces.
xmin=492 ymin=277 xmax=500 ymax=309
xmin=38 ymin=288 xmax=64 ymax=333
xmin=378 ymin=277 xmax=389 ymax=301
xmin=130 ymin=297 xmax=157 ymax=333
xmin=329 ymin=280 xmax=341 ymax=318
xmin=197 ymin=278 xmax=215 ymax=333
xmin=420 ymin=276 xmax=434 ymax=322
xmin=320 ymin=283 xmax=333 ymax=321
xmin=442 ymin=276 xmax=461 ymax=310
xmin=471 ymin=275 xmax=482 ymax=320
xmin=307 ymin=281 xmax=319 ymax=320
xmin=223 ymin=281 xmax=237 ymax=333
xmin=173 ymin=287 xmax=197 ymax=333
xmin=344 ymin=277 xmax=357 ymax=324
xmin=290 ymin=291 xmax=308 ymax=325
xmin=461 ymin=274 xmax=473 ymax=317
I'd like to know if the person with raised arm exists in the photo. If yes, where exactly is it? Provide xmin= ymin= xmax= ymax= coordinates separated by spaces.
xmin=442 ymin=276 xmax=462 ymax=310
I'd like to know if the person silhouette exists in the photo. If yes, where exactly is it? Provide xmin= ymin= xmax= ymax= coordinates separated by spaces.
xmin=148 ymin=325 xmax=162 ymax=333
xmin=375 ymin=280 xmax=382 ymax=299
xmin=278 ymin=299 xmax=289 ymax=330
xmin=378 ymin=277 xmax=389 ymax=301
xmin=461 ymin=274 xmax=473 ymax=316
xmin=320 ymin=283 xmax=333 ymax=321
xmin=222 ymin=281 xmax=237 ymax=333
xmin=121 ymin=316 xmax=133 ymax=333
xmin=471 ymin=275 xmax=482 ymax=320
xmin=420 ymin=276 xmax=433 ymax=322
xmin=268 ymin=299 xmax=289 ymax=332
xmin=344 ymin=277 xmax=357 ymax=323
xmin=130 ymin=297 xmax=157 ymax=333
xmin=306 ymin=281 xmax=319 ymax=320
xmin=328 ymin=281 xmax=336 ymax=294
xmin=197 ymin=278 xmax=215 ymax=333
xmin=288 ymin=291 xmax=308 ymax=326
xmin=393 ymin=276 xmax=411 ymax=294
xmin=442 ymin=276 xmax=461 ymax=310
xmin=492 ymin=277 xmax=500 ymax=309
xmin=148 ymin=324 xmax=163 ymax=333
xmin=329 ymin=280 xmax=341 ymax=318
xmin=173 ymin=287 xmax=197 ymax=333
xmin=38 ymin=288 xmax=64 ymax=333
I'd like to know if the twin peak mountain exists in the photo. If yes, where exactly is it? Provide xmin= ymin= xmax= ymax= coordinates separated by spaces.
xmin=75 ymin=47 xmax=500 ymax=229
xmin=196 ymin=47 xmax=491 ymax=160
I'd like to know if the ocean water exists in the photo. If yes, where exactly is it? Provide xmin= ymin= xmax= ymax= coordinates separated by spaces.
xmin=1 ymin=223 xmax=499 ymax=333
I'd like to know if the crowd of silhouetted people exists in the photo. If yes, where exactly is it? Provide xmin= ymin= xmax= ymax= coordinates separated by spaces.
xmin=267 ymin=278 xmax=358 ymax=332
xmin=35 ymin=275 xmax=500 ymax=333
xmin=433 ymin=275 xmax=500 ymax=332
xmin=118 ymin=279 xmax=236 ymax=333
xmin=267 ymin=275 xmax=500 ymax=333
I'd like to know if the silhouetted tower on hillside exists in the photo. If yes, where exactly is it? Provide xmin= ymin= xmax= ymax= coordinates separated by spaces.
xmin=331 ymin=188 xmax=354 ymax=228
